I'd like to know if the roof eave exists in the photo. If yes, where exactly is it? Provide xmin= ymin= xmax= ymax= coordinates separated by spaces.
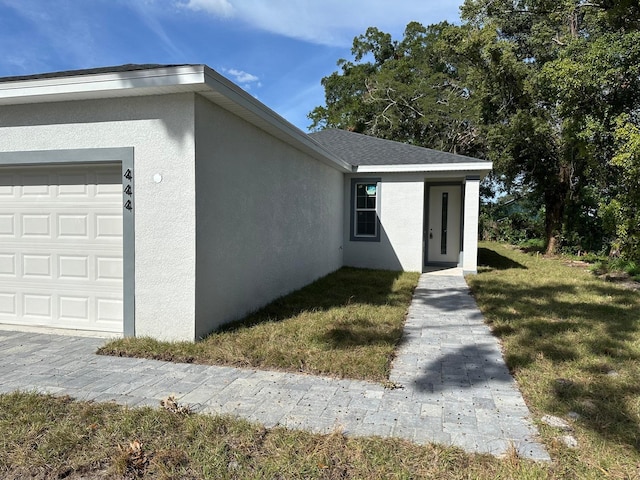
xmin=354 ymin=162 xmax=493 ymax=175
xmin=0 ymin=65 xmax=210 ymax=104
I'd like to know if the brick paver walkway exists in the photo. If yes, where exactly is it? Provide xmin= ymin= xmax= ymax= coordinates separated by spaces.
xmin=0 ymin=272 xmax=549 ymax=460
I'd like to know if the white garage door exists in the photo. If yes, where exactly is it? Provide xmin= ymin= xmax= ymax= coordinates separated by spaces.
xmin=0 ymin=164 xmax=123 ymax=333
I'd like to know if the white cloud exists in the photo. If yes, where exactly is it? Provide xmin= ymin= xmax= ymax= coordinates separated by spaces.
xmin=178 ymin=0 xmax=234 ymax=17
xmin=177 ymin=0 xmax=463 ymax=47
xmin=221 ymin=67 xmax=261 ymax=89
xmin=227 ymin=68 xmax=258 ymax=83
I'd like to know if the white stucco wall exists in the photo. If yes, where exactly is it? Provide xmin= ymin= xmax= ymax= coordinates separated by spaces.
xmin=193 ymin=95 xmax=344 ymax=337
xmin=462 ymin=177 xmax=480 ymax=274
xmin=0 ymin=94 xmax=197 ymax=341
xmin=343 ymin=173 xmax=425 ymax=272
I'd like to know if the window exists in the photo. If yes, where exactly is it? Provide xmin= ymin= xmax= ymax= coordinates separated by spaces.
xmin=351 ymin=178 xmax=380 ymax=241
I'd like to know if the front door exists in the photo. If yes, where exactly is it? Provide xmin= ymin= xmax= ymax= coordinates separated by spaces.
xmin=426 ymin=185 xmax=461 ymax=265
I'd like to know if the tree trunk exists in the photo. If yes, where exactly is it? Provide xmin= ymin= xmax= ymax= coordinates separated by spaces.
xmin=544 ymin=164 xmax=572 ymax=255
xmin=544 ymin=196 xmax=563 ymax=255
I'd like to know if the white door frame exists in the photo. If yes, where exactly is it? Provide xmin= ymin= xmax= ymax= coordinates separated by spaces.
xmin=423 ymin=182 xmax=463 ymax=268
xmin=0 ymin=148 xmax=135 ymax=336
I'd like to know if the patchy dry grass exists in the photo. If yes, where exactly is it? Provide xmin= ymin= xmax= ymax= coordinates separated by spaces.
xmin=467 ymin=242 xmax=640 ymax=479
xmin=0 ymin=391 xmax=552 ymax=479
xmin=99 ymin=268 xmax=420 ymax=382
xmin=5 ymin=244 xmax=640 ymax=478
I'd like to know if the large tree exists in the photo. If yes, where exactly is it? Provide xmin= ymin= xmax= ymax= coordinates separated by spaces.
xmin=309 ymin=22 xmax=484 ymax=157
xmin=458 ymin=0 xmax=640 ymax=254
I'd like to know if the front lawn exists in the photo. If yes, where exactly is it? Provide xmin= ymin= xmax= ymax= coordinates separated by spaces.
xmin=0 ymin=391 xmax=548 ymax=479
xmin=99 ymin=268 xmax=420 ymax=383
xmin=5 ymin=243 xmax=640 ymax=477
xmin=467 ymin=242 xmax=640 ymax=478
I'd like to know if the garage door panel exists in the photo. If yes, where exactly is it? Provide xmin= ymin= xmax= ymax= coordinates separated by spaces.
xmin=23 ymin=293 xmax=52 ymax=318
xmin=0 ymin=253 xmax=16 ymax=276
xmin=59 ymin=295 xmax=89 ymax=321
xmin=22 ymin=214 xmax=52 ymax=237
xmin=95 ymin=174 xmax=122 ymax=196
xmin=0 ymin=184 xmax=14 ymax=196
xmin=97 ymin=297 xmax=123 ymax=324
xmin=96 ymin=214 xmax=123 ymax=239
xmin=22 ymin=254 xmax=52 ymax=278
xmin=0 ymin=164 xmax=123 ymax=333
xmin=0 ymin=292 xmax=16 ymax=315
xmin=59 ymin=255 xmax=89 ymax=280
xmin=58 ymin=214 xmax=90 ymax=238
xmin=0 ymin=214 xmax=14 ymax=235
xmin=96 ymin=256 xmax=123 ymax=281
xmin=22 ymin=176 xmax=51 ymax=197
xmin=58 ymin=176 xmax=89 ymax=196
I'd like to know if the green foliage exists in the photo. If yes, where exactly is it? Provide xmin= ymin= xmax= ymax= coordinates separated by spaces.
xmin=308 ymin=22 xmax=485 ymax=157
xmin=605 ymin=115 xmax=640 ymax=260
xmin=455 ymin=1 xmax=640 ymax=257
xmin=480 ymin=193 xmax=545 ymax=245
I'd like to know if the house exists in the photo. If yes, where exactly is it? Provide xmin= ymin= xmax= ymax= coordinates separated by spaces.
xmin=0 ymin=64 xmax=492 ymax=341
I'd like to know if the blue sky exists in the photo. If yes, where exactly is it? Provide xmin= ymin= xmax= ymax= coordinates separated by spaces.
xmin=0 ymin=0 xmax=465 ymax=131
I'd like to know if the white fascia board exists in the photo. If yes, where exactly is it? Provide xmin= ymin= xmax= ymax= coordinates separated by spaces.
xmin=0 ymin=65 xmax=209 ymax=104
xmin=355 ymin=162 xmax=493 ymax=173
xmin=202 ymin=67 xmax=352 ymax=173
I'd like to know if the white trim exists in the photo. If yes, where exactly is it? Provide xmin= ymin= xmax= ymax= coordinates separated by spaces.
xmin=355 ymin=162 xmax=493 ymax=173
xmin=0 ymin=65 xmax=208 ymax=102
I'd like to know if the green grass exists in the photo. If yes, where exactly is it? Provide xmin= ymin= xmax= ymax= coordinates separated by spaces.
xmin=467 ymin=242 xmax=640 ymax=478
xmin=0 ymin=391 xmax=550 ymax=479
xmin=5 ymin=243 xmax=640 ymax=477
xmin=99 ymin=267 xmax=420 ymax=383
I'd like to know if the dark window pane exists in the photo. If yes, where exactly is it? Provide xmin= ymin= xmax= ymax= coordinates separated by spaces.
xmin=356 ymin=183 xmax=376 ymax=209
xmin=366 ymin=196 xmax=376 ymax=209
xmin=356 ymin=184 xmax=366 ymax=208
xmin=356 ymin=211 xmax=376 ymax=236
xmin=441 ymin=192 xmax=448 ymax=255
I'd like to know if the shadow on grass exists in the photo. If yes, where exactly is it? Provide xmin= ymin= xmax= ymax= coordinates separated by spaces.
xmin=477 ymin=248 xmax=527 ymax=271
xmin=469 ymin=243 xmax=640 ymax=452
xmin=325 ymin=318 xmax=405 ymax=349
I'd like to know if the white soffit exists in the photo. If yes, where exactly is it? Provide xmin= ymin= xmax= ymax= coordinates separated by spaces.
xmin=0 ymin=65 xmax=352 ymax=173
xmin=355 ymin=162 xmax=493 ymax=174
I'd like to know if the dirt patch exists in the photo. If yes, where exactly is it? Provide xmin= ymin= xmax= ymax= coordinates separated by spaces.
xmin=562 ymin=260 xmax=591 ymax=269
xmin=598 ymin=271 xmax=640 ymax=291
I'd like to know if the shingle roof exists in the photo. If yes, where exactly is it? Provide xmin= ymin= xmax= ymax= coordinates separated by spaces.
xmin=308 ymin=128 xmax=486 ymax=166
xmin=0 ymin=64 xmax=193 ymax=83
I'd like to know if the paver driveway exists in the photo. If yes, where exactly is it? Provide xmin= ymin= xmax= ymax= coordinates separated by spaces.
xmin=0 ymin=272 xmax=549 ymax=461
